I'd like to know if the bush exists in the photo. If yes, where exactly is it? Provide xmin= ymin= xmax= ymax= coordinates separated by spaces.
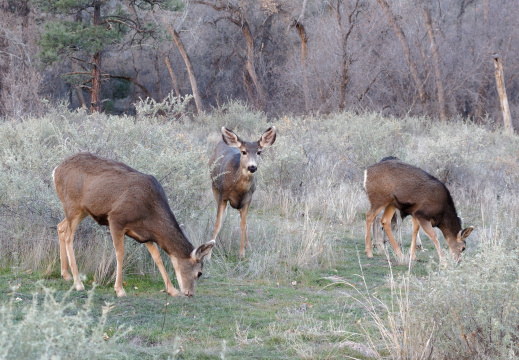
xmin=0 ymin=283 xmax=130 ymax=359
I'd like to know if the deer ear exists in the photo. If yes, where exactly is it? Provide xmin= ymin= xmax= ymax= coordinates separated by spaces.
xmin=221 ymin=127 xmax=242 ymax=148
xmin=259 ymin=126 xmax=276 ymax=148
xmin=191 ymin=240 xmax=216 ymax=262
xmin=459 ymin=227 xmax=473 ymax=241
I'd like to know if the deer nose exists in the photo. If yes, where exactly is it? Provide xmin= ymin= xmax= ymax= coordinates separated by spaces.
xmin=248 ymin=165 xmax=257 ymax=173
xmin=184 ymin=291 xmax=193 ymax=297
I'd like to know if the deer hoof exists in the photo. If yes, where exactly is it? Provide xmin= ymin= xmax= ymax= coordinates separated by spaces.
xmin=75 ymin=282 xmax=85 ymax=291
xmin=62 ymin=272 xmax=72 ymax=281
xmin=115 ymin=287 xmax=127 ymax=297
xmin=167 ymin=288 xmax=180 ymax=297
xmin=366 ymin=251 xmax=374 ymax=258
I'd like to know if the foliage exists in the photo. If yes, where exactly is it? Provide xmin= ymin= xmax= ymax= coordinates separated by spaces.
xmin=0 ymin=282 xmax=130 ymax=359
xmin=134 ymin=91 xmax=194 ymax=119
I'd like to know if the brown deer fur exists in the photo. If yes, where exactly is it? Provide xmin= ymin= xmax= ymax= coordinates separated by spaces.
xmin=364 ymin=158 xmax=473 ymax=261
xmin=209 ymin=126 xmax=276 ymax=258
xmin=53 ymin=153 xmax=214 ymax=297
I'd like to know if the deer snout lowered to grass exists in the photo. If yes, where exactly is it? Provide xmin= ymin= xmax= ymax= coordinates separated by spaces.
xmin=53 ymin=153 xmax=215 ymax=297
xmin=363 ymin=157 xmax=473 ymax=262
xmin=209 ymin=126 xmax=276 ymax=258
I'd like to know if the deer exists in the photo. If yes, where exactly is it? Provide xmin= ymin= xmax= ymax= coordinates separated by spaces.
xmin=53 ymin=153 xmax=215 ymax=297
xmin=364 ymin=157 xmax=473 ymax=262
xmin=209 ymin=126 xmax=276 ymax=258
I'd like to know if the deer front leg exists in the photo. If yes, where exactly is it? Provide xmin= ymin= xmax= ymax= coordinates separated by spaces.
xmin=239 ymin=203 xmax=250 ymax=259
xmin=212 ymin=200 xmax=228 ymax=241
xmin=109 ymin=224 xmax=127 ymax=297
xmin=144 ymin=242 xmax=179 ymax=297
xmin=418 ymin=218 xmax=446 ymax=265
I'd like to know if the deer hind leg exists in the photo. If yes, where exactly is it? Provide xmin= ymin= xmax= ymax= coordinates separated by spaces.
xmin=410 ymin=217 xmax=420 ymax=260
xmin=57 ymin=219 xmax=72 ymax=281
xmin=239 ymin=203 xmax=250 ymax=259
xmin=109 ymin=223 xmax=127 ymax=297
xmin=381 ymin=205 xmax=403 ymax=259
xmin=61 ymin=212 xmax=88 ymax=291
xmin=144 ymin=242 xmax=179 ymax=297
xmin=212 ymin=199 xmax=228 ymax=241
xmin=365 ymin=205 xmax=385 ymax=258
xmin=417 ymin=218 xmax=445 ymax=264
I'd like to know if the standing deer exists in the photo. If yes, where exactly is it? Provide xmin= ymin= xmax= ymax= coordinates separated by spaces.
xmin=53 ymin=153 xmax=215 ymax=297
xmin=209 ymin=126 xmax=276 ymax=258
xmin=364 ymin=158 xmax=473 ymax=261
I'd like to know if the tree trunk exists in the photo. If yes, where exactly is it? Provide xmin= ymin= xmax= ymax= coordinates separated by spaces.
xmin=241 ymin=21 xmax=267 ymax=109
xmin=154 ymin=52 xmax=163 ymax=101
xmin=376 ymin=0 xmax=426 ymax=104
xmin=337 ymin=0 xmax=359 ymax=111
xmin=423 ymin=7 xmax=446 ymax=121
xmin=90 ymin=2 xmax=102 ymax=113
xmin=493 ymin=53 xmax=513 ymax=134
xmin=164 ymin=55 xmax=181 ymax=97
xmin=166 ymin=24 xmax=203 ymax=113
xmin=294 ymin=20 xmax=310 ymax=112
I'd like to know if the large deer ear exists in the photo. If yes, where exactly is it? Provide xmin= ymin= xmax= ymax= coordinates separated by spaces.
xmin=221 ymin=127 xmax=242 ymax=148
xmin=191 ymin=240 xmax=216 ymax=262
xmin=459 ymin=227 xmax=473 ymax=241
xmin=259 ymin=126 xmax=276 ymax=148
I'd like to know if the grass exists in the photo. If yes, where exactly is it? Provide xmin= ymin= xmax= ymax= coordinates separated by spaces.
xmin=0 ymin=231 xmax=434 ymax=359
xmin=1 ymin=101 xmax=519 ymax=358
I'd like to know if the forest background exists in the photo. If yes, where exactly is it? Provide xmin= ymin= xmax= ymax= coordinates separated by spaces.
xmin=1 ymin=0 xmax=517 ymax=125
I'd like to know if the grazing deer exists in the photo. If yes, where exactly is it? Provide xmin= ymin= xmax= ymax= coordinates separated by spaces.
xmin=364 ymin=158 xmax=473 ymax=261
xmin=53 ymin=153 xmax=215 ymax=297
xmin=209 ymin=126 xmax=276 ymax=258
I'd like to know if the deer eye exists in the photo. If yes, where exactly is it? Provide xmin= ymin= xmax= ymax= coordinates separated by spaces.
xmin=241 ymin=151 xmax=247 ymax=155
xmin=257 ymin=151 xmax=262 ymax=155
xmin=197 ymin=272 xmax=202 ymax=279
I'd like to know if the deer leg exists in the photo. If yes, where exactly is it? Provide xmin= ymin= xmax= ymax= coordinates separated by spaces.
xmin=57 ymin=219 xmax=72 ymax=281
xmin=416 ymin=231 xmax=423 ymax=251
xmin=239 ymin=203 xmax=250 ymax=259
xmin=372 ymin=213 xmax=384 ymax=250
xmin=410 ymin=217 xmax=420 ymax=260
xmin=381 ymin=205 xmax=403 ymax=259
xmin=212 ymin=200 xmax=228 ymax=241
xmin=417 ymin=219 xmax=445 ymax=264
xmin=62 ymin=212 xmax=88 ymax=291
xmin=365 ymin=206 xmax=385 ymax=258
xmin=144 ymin=242 xmax=179 ymax=297
xmin=109 ymin=224 xmax=126 ymax=297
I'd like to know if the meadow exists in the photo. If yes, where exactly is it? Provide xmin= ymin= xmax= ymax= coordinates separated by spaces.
xmin=1 ymin=100 xmax=519 ymax=359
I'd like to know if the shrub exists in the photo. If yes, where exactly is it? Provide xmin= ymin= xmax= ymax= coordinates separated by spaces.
xmin=0 ymin=283 xmax=130 ymax=359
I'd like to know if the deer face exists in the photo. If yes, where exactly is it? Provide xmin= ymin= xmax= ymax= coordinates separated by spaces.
xmin=221 ymin=127 xmax=276 ymax=175
xmin=449 ymin=227 xmax=473 ymax=261
xmin=171 ymin=240 xmax=215 ymax=296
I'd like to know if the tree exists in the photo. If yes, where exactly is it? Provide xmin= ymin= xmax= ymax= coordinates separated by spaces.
xmin=37 ymin=0 xmax=173 ymax=113
xmin=193 ymin=0 xmax=271 ymax=110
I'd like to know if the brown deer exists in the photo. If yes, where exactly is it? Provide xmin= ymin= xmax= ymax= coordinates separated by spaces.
xmin=364 ymin=158 xmax=473 ymax=261
xmin=53 ymin=153 xmax=215 ymax=297
xmin=209 ymin=126 xmax=276 ymax=258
